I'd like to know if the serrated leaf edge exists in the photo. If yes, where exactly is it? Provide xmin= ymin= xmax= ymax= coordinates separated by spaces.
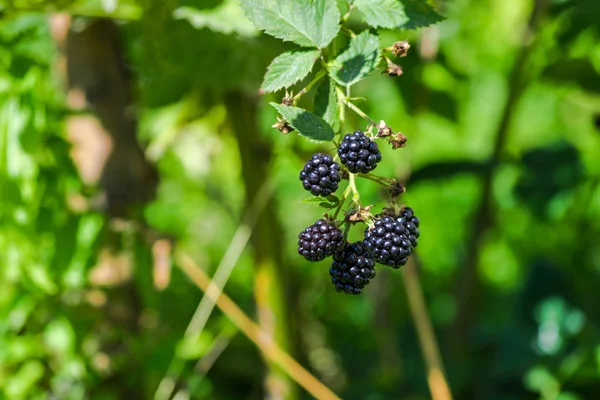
xmin=261 ymin=50 xmax=320 ymax=93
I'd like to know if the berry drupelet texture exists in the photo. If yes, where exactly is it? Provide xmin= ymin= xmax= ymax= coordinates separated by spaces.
xmin=330 ymin=242 xmax=376 ymax=295
xmin=397 ymin=207 xmax=420 ymax=248
xmin=337 ymin=131 xmax=382 ymax=174
xmin=299 ymin=153 xmax=342 ymax=197
xmin=363 ymin=215 xmax=412 ymax=268
xmin=297 ymin=219 xmax=344 ymax=262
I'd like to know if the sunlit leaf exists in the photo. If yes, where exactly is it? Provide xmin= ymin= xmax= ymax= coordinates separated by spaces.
xmin=328 ymin=31 xmax=380 ymax=87
xmin=239 ymin=0 xmax=340 ymax=48
xmin=271 ymin=103 xmax=334 ymax=141
xmin=301 ymin=195 xmax=340 ymax=208
xmin=173 ymin=0 xmax=258 ymax=37
xmin=354 ymin=0 xmax=443 ymax=29
xmin=262 ymin=50 xmax=320 ymax=92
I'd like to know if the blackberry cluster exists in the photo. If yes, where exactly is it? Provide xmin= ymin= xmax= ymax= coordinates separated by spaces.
xmin=330 ymin=242 xmax=376 ymax=294
xmin=363 ymin=215 xmax=413 ymax=268
xmin=337 ymin=131 xmax=382 ymax=173
xmin=297 ymin=219 xmax=344 ymax=262
xmin=299 ymin=153 xmax=342 ymax=197
xmin=397 ymin=207 xmax=420 ymax=248
xmin=294 ymin=125 xmax=420 ymax=292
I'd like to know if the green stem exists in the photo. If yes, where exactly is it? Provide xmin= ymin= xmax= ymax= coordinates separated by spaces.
xmin=340 ymin=26 xmax=356 ymax=38
xmin=341 ymin=4 xmax=354 ymax=23
xmin=336 ymin=87 xmax=377 ymax=126
xmin=356 ymin=173 xmax=395 ymax=187
xmin=342 ymin=222 xmax=352 ymax=240
xmin=348 ymin=173 xmax=360 ymax=203
xmin=293 ymin=69 xmax=327 ymax=102
xmin=337 ymin=87 xmax=346 ymax=132
xmin=346 ymin=100 xmax=377 ymax=126
xmin=332 ymin=186 xmax=351 ymax=220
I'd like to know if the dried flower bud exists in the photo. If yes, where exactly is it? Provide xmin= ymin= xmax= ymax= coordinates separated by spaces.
xmin=392 ymin=40 xmax=410 ymax=57
xmin=389 ymin=181 xmax=406 ymax=198
xmin=272 ymin=118 xmax=294 ymax=134
xmin=346 ymin=205 xmax=373 ymax=223
xmin=389 ymin=132 xmax=407 ymax=149
xmin=385 ymin=63 xmax=403 ymax=77
xmin=377 ymin=120 xmax=393 ymax=137
xmin=281 ymin=93 xmax=294 ymax=106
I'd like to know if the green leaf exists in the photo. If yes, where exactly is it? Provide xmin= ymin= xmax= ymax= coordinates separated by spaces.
xmin=173 ymin=0 xmax=258 ymax=37
xmin=262 ymin=50 xmax=321 ymax=93
xmin=400 ymin=0 xmax=444 ymax=30
xmin=314 ymin=77 xmax=340 ymax=132
xmin=354 ymin=0 xmax=409 ymax=28
xmin=301 ymin=195 xmax=340 ymax=209
xmin=328 ymin=31 xmax=381 ymax=87
xmin=354 ymin=0 xmax=443 ymax=29
xmin=239 ymin=0 xmax=340 ymax=48
xmin=271 ymin=103 xmax=334 ymax=141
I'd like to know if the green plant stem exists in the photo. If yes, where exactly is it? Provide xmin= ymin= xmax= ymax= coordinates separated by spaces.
xmin=341 ymin=4 xmax=354 ymax=22
xmin=338 ymin=89 xmax=346 ymax=132
xmin=346 ymin=100 xmax=377 ymax=126
xmin=293 ymin=69 xmax=327 ymax=102
xmin=336 ymin=87 xmax=377 ymax=126
xmin=342 ymin=222 xmax=352 ymax=240
xmin=348 ymin=173 xmax=360 ymax=202
xmin=332 ymin=186 xmax=351 ymax=220
xmin=356 ymin=173 xmax=395 ymax=187
xmin=340 ymin=26 xmax=356 ymax=38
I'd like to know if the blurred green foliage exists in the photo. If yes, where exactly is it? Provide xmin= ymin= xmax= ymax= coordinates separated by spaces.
xmin=0 ymin=0 xmax=600 ymax=399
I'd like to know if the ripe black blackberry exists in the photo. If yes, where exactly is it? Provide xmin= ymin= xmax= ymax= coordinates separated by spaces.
xmin=297 ymin=219 xmax=344 ymax=262
xmin=396 ymin=207 xmax=420 ymax=248
xmin=330 ymin=242 xmax=376 ymax=295
xmin=363 ymin=215 xmax=412 ymax=268
xmin=337 ymin=131 xmax=382 ymax=174
xmin=299 ymin=153 xmax=342 ymax=196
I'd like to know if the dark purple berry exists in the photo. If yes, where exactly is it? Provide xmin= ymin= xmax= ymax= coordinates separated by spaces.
xmin=363 ymin=215 xmax=412 ymax=268
xmin=330 ymin=242 xmax=376 ymax=294
xmin=298 ymin=219 xmax=344 ymax=262
xmin=299 ymin=153 xmax=342 ymax=197
xmin=396 ymin=207 xmax=420 ymax=248
xmin=337 ymin=131 xmax=382 ymax=174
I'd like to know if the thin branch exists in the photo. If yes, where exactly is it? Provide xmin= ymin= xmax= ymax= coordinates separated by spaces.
xmin=403 ymin=257 xmax=453 ymax=400
xmin=176 ymin=252 xmax=342 ymax=400
xmin=336 ymin=87 xmax=378 ymax=126
xmin=348 ymin=173 xmax=360 ymax=202
xmin=293 ymin=69 xmax=327 ymax=102
xmin=332 ymin=185 xmax=351 ymax=220
xmin=171 ymin=329 xmax=237 ymax=399
xmin=356 ymin=173 xmax=395 ymax=187
xmin=154 ymin=179 xmax=275 ymax=400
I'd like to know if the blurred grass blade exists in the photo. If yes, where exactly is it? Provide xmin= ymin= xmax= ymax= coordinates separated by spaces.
xmin=154 ymin=178 xmax=274 ymax=400
xmin=176 ymin=252 xmax=342 ymax=400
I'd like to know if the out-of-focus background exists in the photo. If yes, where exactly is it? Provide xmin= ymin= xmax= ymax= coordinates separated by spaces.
xmin=1 ymin=0 xmax=599 ymax=399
